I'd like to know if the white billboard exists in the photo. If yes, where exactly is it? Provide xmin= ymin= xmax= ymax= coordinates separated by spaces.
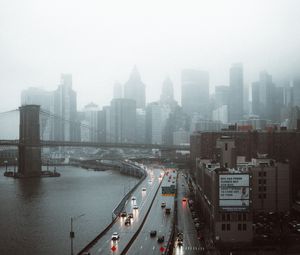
xmin=220 ymin=186 xmax=250 ymax=200
xmin=219 ymin=174 xmax=250 ymax=210
xmin=219 ymin=175 xmax=249 ymax=187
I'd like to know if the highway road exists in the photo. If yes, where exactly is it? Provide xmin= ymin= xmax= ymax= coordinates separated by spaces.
xmin=174 ymin=173 xmax=204 ymax=255
xmin=126 ymin=170 xmax=176 ymax=255
xmin=84 ymin=166 xmax=164 ymax=255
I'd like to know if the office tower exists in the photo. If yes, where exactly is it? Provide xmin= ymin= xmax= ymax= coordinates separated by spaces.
xmin=110 ymin=98 xmax=136 ymax=143
xmin=228 ymin=63 xmax=244 ymax=122
xmin=146 ymin=102 xmax=171 ymax=144
xmin=102 ymin=106 xmax=111 ymax=143
xmin=214 ymin=85 xmax=229 ymax=109
xmin=163 ymin=105 xmax=190 ymax=145
xmin=251 ymin=71 xmax=276 ymax=120
xmin=136 ymin=109 xmax=146 ymax=144
xmin=113 ymin=82 xmax=123 ymax=99
xmin=293 ymin=78 xmax=300 ymax=107
xmin=160 ymin=77 xmax=174 ymax=104
xmin=124 ymin=66 xmax=146 ymax=108
xmin=181 ymin=69 xmax=209 ymax=118
xmin=21 ymin=87 xmax=53 ymax=140
xmin=82 ymin=103 xmax=99 ymax=142
xmin=53 ymin=74 xmax=79 ymax=141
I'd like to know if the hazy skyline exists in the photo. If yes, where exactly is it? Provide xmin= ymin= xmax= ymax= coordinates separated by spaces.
xmin=0 ymin=0 xmax=300 ymax=111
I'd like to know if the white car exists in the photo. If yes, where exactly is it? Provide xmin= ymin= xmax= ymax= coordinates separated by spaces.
xmin=133 ymin=204 xmax=139 ymax=209
xmin=111 ymin=232 xmax=120 ymax=240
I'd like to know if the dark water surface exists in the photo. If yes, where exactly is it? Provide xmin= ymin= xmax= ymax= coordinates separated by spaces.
xmin=0 ymin=166 xmax=136 ymax=255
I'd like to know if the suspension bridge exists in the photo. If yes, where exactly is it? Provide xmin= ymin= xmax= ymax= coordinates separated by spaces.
xmin=0 ymin=105 xmax=189 ymax=177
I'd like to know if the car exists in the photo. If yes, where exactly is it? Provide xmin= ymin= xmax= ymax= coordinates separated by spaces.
xmin=120 ymin=211 xmax=127 ymax=217
xmin=133 ymin=204 xmax=139 ymax=209
xmin=128 ymin=213 xmax=133 ymax=218
xmin=142 ymin=187 xmax=146 ymax=191
xmin=161 ymin=202 xmax=166 ymax=208
xmin=131 ymin=196 xmax=136 ymax=201
xmin=150 ymin=230 xmax=157 ymax=237
xmin=157 ymin=235 xmax=165 ymax=243
xmin=111 ymin=232 xmax=120 ymax=240
xmin=125 ymin=218 xmax=131 ymax=225
xmin=165 ymin=208 xmax=171 ymax=214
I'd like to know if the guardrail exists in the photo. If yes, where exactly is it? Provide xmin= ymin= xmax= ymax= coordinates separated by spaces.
xmin=77 ymin=161 xmax=147 ymax=255
xmin=112 ymin=162 xmax=147 ymax=219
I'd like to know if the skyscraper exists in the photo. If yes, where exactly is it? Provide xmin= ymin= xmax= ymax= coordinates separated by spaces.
xmin=124 ymin=66 xmax=146 ymax=108
xmin=181 ymin=69 xmax=209 ymax=118
xmin=160 ymin=77 xmax=174 ymax=104
xmin=113 ymin=82 xmax=122 ymax=99
xmin=110 ymin=98 xmax=136 ymax=143
xmin=53 ymin=74 xmax=79 ymax=141
xmin=145 ymin=102 xmax=171 ymax=144
xmin=228 ymin=63 xmax=244 ymax=122
xmin=81 ymin=102 xmax=99 ymax=142
xmin=251 ymin=71 xmax=276 ymax=120
xmin=293 ymin=78 xmax=300 ymax=107
xmin=21 ymin=87 xmax=53 ymax=140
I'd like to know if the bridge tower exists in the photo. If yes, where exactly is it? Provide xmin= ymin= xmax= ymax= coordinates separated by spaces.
xmin=18 ymin=105 xmax=41 ymax=176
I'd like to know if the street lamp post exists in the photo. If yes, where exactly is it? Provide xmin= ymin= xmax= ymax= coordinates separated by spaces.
xmin=70 ymin=213 xmax=85 ymax=255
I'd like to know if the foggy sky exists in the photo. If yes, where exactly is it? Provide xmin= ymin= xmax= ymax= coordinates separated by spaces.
xmin=0 ymin=0 xmax=300 ymax=112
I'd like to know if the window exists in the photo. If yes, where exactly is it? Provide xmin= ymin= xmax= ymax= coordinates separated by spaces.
xmin=263 ymin=172 xmax=267 ymax=177
xmin=263 ymin=193 xmax=267 ymax=199
xmin=238 ymin=223 xmax=242 ymax=231
xmin=227 ymin=214 xmax=230 ymax=221
xmin=259 ymin=172 xmax=262 ymax=177
xmin=243 ymin=213 xmax=247 ymax=221
xmin=243 ymin=224 xmax=247 ymax=230
xmin=222 ymin=214 xmax=226 ymax=221
xmin=263 ymin=179 xmax=267 ymax=185
xmin=225 ymin=143 xmax=228 ymax=151
xmin=258 ymin=179 xmax=261 ymax=184
xmin=238 ymin=214 xmax=242 ymax=221
xmin=259 ymin=186 xmax=262 ymax=192
xmin=227 ymin=224 xmax=231 ymax=231
xmin=258 ymin=194 xmax=262 ymax=199
xmin=222 ymin=224 xmax=226 ymax=231
xmin=263 ymin=186 xmax=267 ymax=192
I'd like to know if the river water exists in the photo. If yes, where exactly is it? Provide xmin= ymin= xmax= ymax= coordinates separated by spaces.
xmin=0 ymin=166 xmax=137 ymax=255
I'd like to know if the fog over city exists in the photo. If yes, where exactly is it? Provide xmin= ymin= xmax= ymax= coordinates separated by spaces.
xmin=0 ymin=0 xmax=300 ymax=111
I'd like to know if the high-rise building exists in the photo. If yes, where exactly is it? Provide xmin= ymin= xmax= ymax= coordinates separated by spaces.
xmin=81 ymin=102 xmax=99 ymax=142
xmin=124 ymin=66 xmax=146 ymax=108
xmin=228 ymin=63 xmax=244 ymax=122
xmin=160 ymin=77 xmax=174 ymax=104
xmin=21 ymin=87 xmax=53 ymax=140
xmin=251 ymin=71 xmax=276 ymax=120
xmin=52 ymin=74 xmax=79 ymax=141
xmin=113 ymin=82 xmax=123 ymax=99
xmin=146 ymin=102 xmax=171 ymax=144
xmin=214 ymin=85 xmax=229 ymax=109
xmin=293 ymin=78 xmax=300 ymax=107
xmin=136 ymin=109 xmax=146 ymax=144
xmin=110 ymin=98 xmax=136 ymax=143
xmin=181 ymin=69 xmax=209 ymax=118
